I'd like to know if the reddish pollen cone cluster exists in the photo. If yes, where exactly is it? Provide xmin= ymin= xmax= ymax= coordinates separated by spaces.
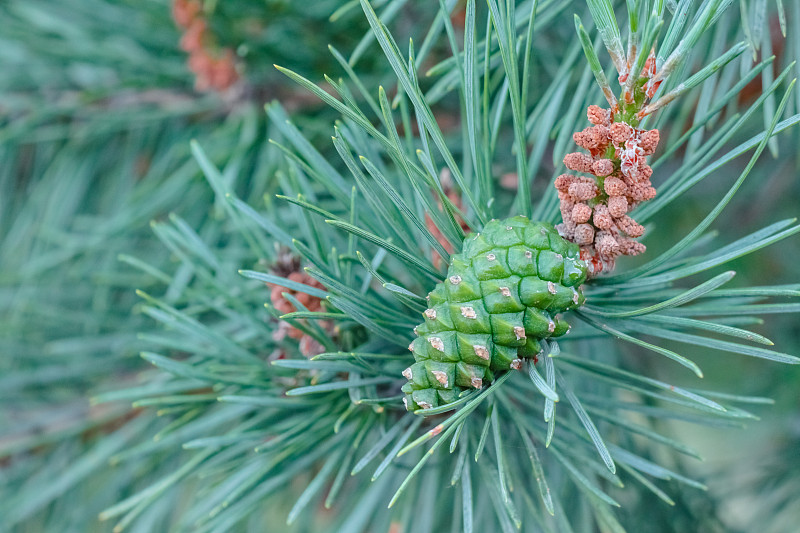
xmin=173 ymin=0 xmax=239 ymax=92
xmin=269 ymin=270 xmax=328 ymax=357
xmin=555 ymin=105 xmax=660 ymax=275
xmin=425 ymin=170 xmax=472 ymax=270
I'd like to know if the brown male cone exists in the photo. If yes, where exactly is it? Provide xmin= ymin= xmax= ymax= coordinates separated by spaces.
xmin=555 ymin=105 xmax=659 ymax=276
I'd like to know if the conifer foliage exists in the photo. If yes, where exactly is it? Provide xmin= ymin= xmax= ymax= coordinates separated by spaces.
xmin=2 ymin=1 xmax=799 ymax=532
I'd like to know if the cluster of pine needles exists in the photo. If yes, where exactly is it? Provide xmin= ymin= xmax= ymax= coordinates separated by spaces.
xmin=2 ymin=1 xmax=800 ymax=532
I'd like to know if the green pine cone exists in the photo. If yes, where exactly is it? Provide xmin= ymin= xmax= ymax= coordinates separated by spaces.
xmin=402 ymin=216 xmax=588 ymax=412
